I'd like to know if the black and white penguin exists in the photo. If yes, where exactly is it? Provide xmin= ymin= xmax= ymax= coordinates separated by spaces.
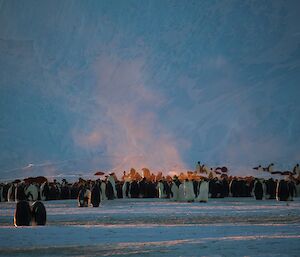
xmin=105 ymin=181 xmax=115 ymax=200
xmin=196 ymin=179 xmax=209 ymax=202
xmin=116 ymin=181 xmax=123 ymax=198
xmin=193 ymin=180 xmax=199 ymax=198
xmin=178 ymin=183 xmax=185 ymax=201
xmin=2 ymin=183 xmax=10 ymax=201
xmin=287 ymin=180 xmax=296 ymax=201
xmin=25 ymin=183 xmax=39 ymax=201
xmin=276 ymin=179 xmax=289 ymax=201
xmin=292 ymin=164 xmax=300 ymax=176
xmin=15 ymin=182 xmax=27 ymax=201
xmin=0 ymin=183 xmax=4 ymax=202
xmin=147 ymin=181 xmax=158 ymax=198
xmin=253 ymin=165 xmax=263 ymax=172
xmin=91 ymin=183 xmax=101 ymax=207
xmin=14 ymin=200 xmax=31 ymax=227
xmin=265 ymin=178 xmax=276 ymax=199
xmin=60 ymin=181 xmax=70 ymax=200
xmin=129 ymin=180 xmax=139 ymax=198
xmin=220 ymin=178 xmax=230 ymax=197
xmin=157 ymin=180 xmax=166 ymax=198
xmin=163 ymin=180 xmax=171 ymax=199
xmin=184 ymin=179 xmax=195 ymax=202
xmin=263 ymin=163 xmax=274 ymax=172
xmin=100 ymin=180 xmax=107 ymax=201
xmin=48 ymin=182 xmax=60 ymax=200
xmin=108 ymin=174 xmax=117 ymax=199
xmin=40 ymin=181 xmax=50 ymax=201
xmin=138 ymin=178 xmax=147 ymax=198
xmin=70 ymin=183 xmax=80 ymax=199
xmin=253 ymin=179 xmax=264 ymax=200
xmin=77 ymin=187 xmax=91 ymax=207
xmin=122 ymin=180 xmax=130 ymax=198
xmin=170 ymin=181 xmax=179 ymax=201
xmin=31 ymin=201 xmax=47 ymax=225
xmin=210 ymin=178 xmax=223 ymax=198
xmin=229 ymin=178 xmax=239 ymax=197
xmin=78 ymin=188 xmax=86 ymax=207
xmin=7 ymin=184 xmax=16 ymax=202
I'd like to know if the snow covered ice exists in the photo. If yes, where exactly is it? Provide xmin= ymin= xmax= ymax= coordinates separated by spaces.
xmin=1 ymin=198 xmax=300 ymax=256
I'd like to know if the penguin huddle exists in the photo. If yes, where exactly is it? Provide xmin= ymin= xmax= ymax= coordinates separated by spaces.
xmin=14 ymin=200 xmax=46 ymax=227
xmin=252 ymin=178 xmax=296 ymax=201
xmin=169 ymin=178 xmax=210 ymax=202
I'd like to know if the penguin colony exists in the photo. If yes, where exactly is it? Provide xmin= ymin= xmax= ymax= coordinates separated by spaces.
xmin=2 ymin=163 xmax=299 ymax=226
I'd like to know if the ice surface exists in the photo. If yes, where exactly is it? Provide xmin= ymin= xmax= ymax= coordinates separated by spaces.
xmin=1 ymin=198 xmax=300 ymax=256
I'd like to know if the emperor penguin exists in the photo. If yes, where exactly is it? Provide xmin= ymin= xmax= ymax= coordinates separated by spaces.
xmin=0 ymin=184 xmax=4 ymax=202
xmin=122 ymin=180 xmax=130 ymax=198
xmin=287 ymin=180 xmax=296 ymax=201
xmin=276 ymin=179 xmax=289 ymax=201
xmin=25 ymin=183 xmax=39 ymax=201
xmin=293 ymin=164 xmax=300 ymax=177
xmin=108 ymin=174 xmax=117 ymax=198
xmin=100 ymin=180 xmax=107 ymax=201
xmin=7 ymin=184 xmax=16 ymax=202
xmin=170 ymin=181 xmax=179 ymax=201
xmin=78 ymin=187 xmax=91 ymax=207
xmin=196 ymin=179 xmax=209 ymax=203
xmin=157 ymin=180 xmax=166 ymax=198
xmin=14 ymin=201 xmax=31 ymax=227
xmin=31 ymin=201 xmax=47 ymax=225
xmin=253 ymin=178 xmax=264 ymax=200
xmin=184 ymin=179 xmax=195 ymax=202
xmin=263 ymin=163 xmax=274 ymax=172
xmin=178 ymin=183 xmax=185 ymax=201
xmin=15 ymin=182 xmax=27 ymax=201
xmin=40 ymin=181 xmax=50 ymax=201
xmin=253 ymin=165 xmax=263 ymax=172
xmin=91 ymin=183 xmax=101 ymax=207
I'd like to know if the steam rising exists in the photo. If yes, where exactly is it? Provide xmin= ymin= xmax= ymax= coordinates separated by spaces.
xmin=73 ymin=55 xmax=186 ymax=174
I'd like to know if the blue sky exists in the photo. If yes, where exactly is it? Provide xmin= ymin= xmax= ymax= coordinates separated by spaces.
xmin=0 ymin=0 xmax=300 ymax=178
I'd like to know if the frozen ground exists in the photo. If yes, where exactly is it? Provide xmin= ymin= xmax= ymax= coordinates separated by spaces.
xmin=1 ymin=198 xmax=300 ymax=256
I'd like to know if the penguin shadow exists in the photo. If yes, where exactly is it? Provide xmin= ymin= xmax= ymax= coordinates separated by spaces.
xmin=14 ymin=200 xmax=46 ymax=227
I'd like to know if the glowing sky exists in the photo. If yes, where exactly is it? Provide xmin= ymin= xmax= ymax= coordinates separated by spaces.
xmin=0 ymin=0 xmax=300 ymax=178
